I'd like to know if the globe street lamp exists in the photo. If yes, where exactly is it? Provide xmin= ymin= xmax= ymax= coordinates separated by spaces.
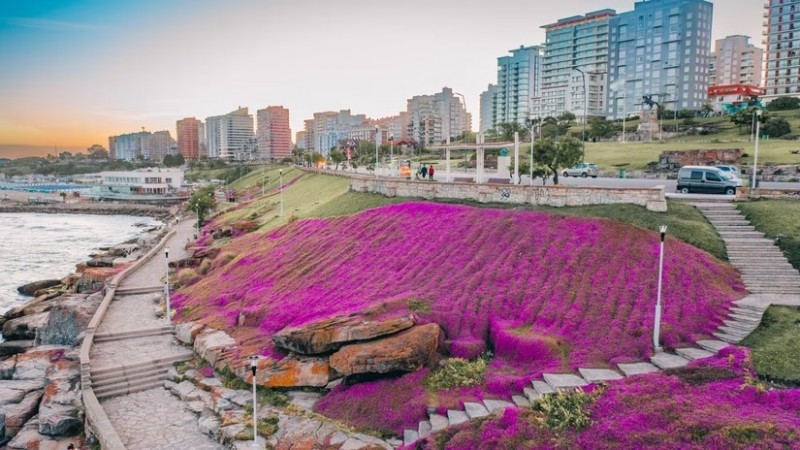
xmin=653 ymin=225 xmax=667 ymax=352
xmin=248 ymin=355 xmax=260 ymax=449
xmin=164 ymin=247 xmax=171 ymax=325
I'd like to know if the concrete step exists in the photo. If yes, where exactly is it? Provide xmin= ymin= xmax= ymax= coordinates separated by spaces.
xmin=483 ymin=399 xmax=514 ymax=414
xmin=729 ymin=313 xmax=762 ymax=326
xmin=717 ymin=325 xmax=753 ymax=339
xmin=94 ymin=378 xmax=165 ymax=400
xmin=93 ymin=371 xmax=168 ymax=396
xmin=91 ymin=351 xmax=192 ymax=378
xmin=512 ymin=395 xmax=532 ymax=408
xmin=115 ymin=285 xmax=164 ymax=295
xmin=91 ymin=363 xmax=169 ymax=386
xmin=532 ymin=380 xmax=556 ymax=396
xmin=718 ymin=232 xmax=765 ymax=239
xmin=675 ymin=347 xmax=715 ymax=361
xmin=577 ymin=368 xmax=624 ymax=383
xmin=748 ymin=288 xmax=800 ymax=294
xmin=696 ymin=339 xmax=730 ymax=353
xmin=716 ymin=226 xmax=756 ymax=232
xmin=650 ymin=352 xmax=690 ymax=370
xmin=723 ymin=320 xmax=759 ymax=334
xmin=94 ymin=326 xmax=174 ymax=343
xmin=730 ymin=307 xmax=764 ymax=319
xmin=523 ymin=387 xmax=540 ymax=403
xmin=543 ymin=373 xmax=588 ymax=390
xmin=418 ymin=421 xmax=432 ymax=439
xmin=714 ymin=331 xmax=743 ymax=344
xmin=617 ymin=362 xmax=660 ymax=377
xmin=447 ymin=410 xmax=469 ymax=426
xmin=463 ymin=402 xmax=490 ymax=419
xmin=403 ymin=430 xmax=418 ymax=447
xmin=428 ymin=414 xmax=448 ymax=432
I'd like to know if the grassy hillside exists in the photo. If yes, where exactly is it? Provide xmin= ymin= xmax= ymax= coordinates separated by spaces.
xmin=738 ymin=199 xmax=800 ymax=271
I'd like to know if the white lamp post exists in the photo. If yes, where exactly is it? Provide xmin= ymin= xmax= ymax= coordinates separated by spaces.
xmin=389 ymin=134 xmax=394 ymax=176
xmin=751 ymin=109 xmax=762 ymax=190
xmin=195 ymin=204 xmax=200 ymax=239
xmin=653 ymin=225 xmax=667 ymax=352
xmin=261 ymin=169 xmax=266 ymax=197
xmin=375 ymin=126 xmax=380 ymax=178
xmin=164 ymin=247 xmax=171 ymax=324
xmin=279 ymin=169 xmax=284 ymax=216
xmin=529 ymin=120 xmax=536 ymax=185
xmin=248 ymin=355 xmax=260 ymax=449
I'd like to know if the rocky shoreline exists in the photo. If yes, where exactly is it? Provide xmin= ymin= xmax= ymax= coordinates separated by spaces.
xmin=0 ymin=203 xmax=174 ymax=221
xmin=0 ymin=223 xmax=169 ymax=449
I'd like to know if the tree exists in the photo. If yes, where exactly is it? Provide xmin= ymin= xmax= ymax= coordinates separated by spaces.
xmin=494 ymin=122 xmax=530 ymax=141
xmin=329 ymin=151 xmax=345 ymax=170
xmin=187 ymin=186 xmax=216 ymax=231
xmin=163 ymin=154 xmax=175 ymax=167
xmin=533 ymin=136 xmax=582 ymax=185
xmin=767 ymin=96 xmax=800 ymax=111
xmin=730 ymin=107 xmax=768 ymax=131
xmin=762 ymin=117 xmax=791 ymax=138
xmin=557 ymin=112 xmax=576 ymax=127
xmin=86 ymin=144 xmax=109 ymax=159
xmin=588 ymin=117 xmax=620 ymax=139
xmin=174 ymin=154 xmax=185 ymax=166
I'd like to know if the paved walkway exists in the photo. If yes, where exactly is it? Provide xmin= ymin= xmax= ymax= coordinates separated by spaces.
xmin=91 ymin=219 xmax=223 ymax=449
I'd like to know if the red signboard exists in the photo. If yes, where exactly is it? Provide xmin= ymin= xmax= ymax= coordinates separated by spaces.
xmin=708 ymin=84 xmax=765 ymax=97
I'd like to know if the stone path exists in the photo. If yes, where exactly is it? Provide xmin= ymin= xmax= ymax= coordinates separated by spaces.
xmin=404 ymin=199 xmax=800 ymax=446
xmin=90 ymin=219 xmax=223 ymax=449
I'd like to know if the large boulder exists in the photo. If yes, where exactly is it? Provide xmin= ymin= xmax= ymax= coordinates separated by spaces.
xmin=13 ymin=346 xmax=67 ymax=381
xmin=17 ymin=280 xmax=61 ymax=297
xmin=3 ymin=390 xmax=43 ymax=439
xmin=2 ymin=312 xmax=49 ymax=340
xmin=175 ymin=321 xmax=206 ymax=345
xmin=37 ymin=359 xmax=82 ymax=437
xmin=243 ymin=354 xmax=332 ymax=388
xmin=37 ymin=293 xmax=101 ymax=346
xmin=6 ymin=415 xmax=82 ymax=450
xmin=3 ymin=292 xmax=61 ymax=321
xmin=269 ymin=410 xmax=392 ymax=450
xmin=0 ymin=341 xmax=34 ymax=359
xmin=329 ymin=324 xmax=440 ymax=376
xmin=193 ymin=329 xmax=238 ymax=368
xmin=273 ymin=315 xmax=415 ymax=355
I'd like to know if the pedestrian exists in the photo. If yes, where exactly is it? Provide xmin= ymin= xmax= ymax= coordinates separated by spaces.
xmin=428 ymin=165 xmax=435 ymax=180
xmin=420 ymin=165 xmax=428 ymax=179
xmin=67 ymin=445 xmax=75 ymax=450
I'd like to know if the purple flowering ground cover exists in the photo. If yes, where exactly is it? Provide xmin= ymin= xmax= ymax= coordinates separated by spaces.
xmin=174 ymin=202 xmax=748 ymax=434
xmin=413 ymin=348 xmax=800 ymax=450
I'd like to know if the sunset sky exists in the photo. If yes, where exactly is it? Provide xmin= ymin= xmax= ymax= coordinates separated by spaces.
xmin=0 ymin=0 xmax=762 ymax=158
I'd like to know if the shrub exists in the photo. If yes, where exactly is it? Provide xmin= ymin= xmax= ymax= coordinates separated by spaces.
xmin=257 ymin=414 xmax=279 ymax=437
xmin=762 ymin=117 xmax=791 ymax=138
xmin=767 ymin=96 xmax=800 ymax=111
xmin=532 ymin=388 xmax=598 ymax=431
xmin=424 ymin=356 xmax=489 ymax=391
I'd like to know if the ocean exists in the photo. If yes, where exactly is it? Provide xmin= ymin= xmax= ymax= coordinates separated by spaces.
xmin=0 ymin=213 xmax=162 ymax=315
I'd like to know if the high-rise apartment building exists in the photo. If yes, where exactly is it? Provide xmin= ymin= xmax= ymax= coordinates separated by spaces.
xmin=532 ymin=10 xmax=615 ymax=121
xmin=311 ymin=110 xmax=368 ymax=155
xmin=709 ymin=35 xmax=763 ymax=87
xmin=147 ymin=131 xmax=175 ymax=162
xmin=607 ymin=0 xmax=713 ymax=118
xmin=256 ymin=106 xmax=291 ymax=161
xmin=295 ymin=131 xmax=308 ymax=150
xmin=375 ymin=113 xmax=409 ymax=141
xmin=407 ymin=87 xmax=469 ymax=146
xmin=479 ymin=84 xmax=496 ymax=134
xmin=177 ymin=117 xmax=202 ymax=160
xmin=205 ymin=107 xmax=254 ymax=160
xmin=763 ymin=0 xmax=800 ymax=97
xmin=107 ymin=130 xmax=174 ymax=161
xmin=493 ymin=46 xmax=543 ymax=127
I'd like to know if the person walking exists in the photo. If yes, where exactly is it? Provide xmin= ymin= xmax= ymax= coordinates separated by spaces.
xmin=428 ymin=165 xmax=435 ymax=180
xmin=420 ymin=165 xmax=428 ymax=179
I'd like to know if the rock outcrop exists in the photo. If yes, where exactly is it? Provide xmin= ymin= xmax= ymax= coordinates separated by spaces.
xmin=329 ymin=324 xmax=440 ymax=376
xmin=16 ymin=280 xmax=61 ymax=297
xmin=37 ymin=359 xmax=82 ymax=437
xmin=273 ymin=315 xmax=415 ymax=355
xmin=2 ymin=312 xmax=49 ymax=340
xmin=246 ymin=354 xmax=332 ymax=388
xmin=36 ymin=293 xmax=101 ymax=346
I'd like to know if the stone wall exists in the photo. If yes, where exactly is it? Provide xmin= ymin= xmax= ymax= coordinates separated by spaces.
xmin=348 ymin=177 xmax=668 ymax=212
xmin=739 ymin=187 xmax=800 ymax=200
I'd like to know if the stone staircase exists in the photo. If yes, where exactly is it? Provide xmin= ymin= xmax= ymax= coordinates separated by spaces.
xmin=403 ymin=198 xmax=800 ymax=446
xmin=90 ymin=326 xmax=192 ymax=400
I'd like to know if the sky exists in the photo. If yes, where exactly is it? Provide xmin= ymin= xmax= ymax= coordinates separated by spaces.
xmin=0 ymin=0 xmax=762 ymax=158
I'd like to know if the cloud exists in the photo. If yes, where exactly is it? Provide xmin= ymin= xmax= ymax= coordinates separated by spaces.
xmin=3 ymin=17 xmax=106 ymax=31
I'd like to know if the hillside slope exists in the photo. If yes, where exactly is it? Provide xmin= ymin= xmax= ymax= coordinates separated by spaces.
xmin=175 ymin=202 xmax=746 ymax=373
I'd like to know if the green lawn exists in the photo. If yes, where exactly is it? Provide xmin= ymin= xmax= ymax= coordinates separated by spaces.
xmin=738 ymin=200 xmax=800 ymax=271
xmin=740 ymin=306 xmax=800 ymax=386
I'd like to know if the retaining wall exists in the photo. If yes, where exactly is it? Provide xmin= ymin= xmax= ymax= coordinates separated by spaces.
xmin=348 ymin=176 xmax=668 ymax=212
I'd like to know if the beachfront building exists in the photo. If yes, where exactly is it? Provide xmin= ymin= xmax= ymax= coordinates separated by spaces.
xmin=493 ymin=46 xmax=543 ymax=128
xmin=308 ymin=110 xmax=368 ymax=155
xmin=763 ymin=0 xmax=800 ymax=97
xmin=531 ymin=10 xmax=615 ymax=122
xmin=256 ymin=106 xmax=292 ymax=161
xmin=479 ymin=84 xmax=497 ymax=134
xmin=607 ymin=0 xmax=714 ymax=119
xmin=407 ymin=87 xmax=469 ymax=147
xmin=108 ymin=130 xmax=175 ymax=161
xmin=88 ymin=168 xmax=187 ymax=202
xmin=205 ymin=107 xmax=254 ymax=160
xmin=709 ymin=35 xmax=763 ymax=88
xmin=177 ymin=117 xmax=202 ymax=160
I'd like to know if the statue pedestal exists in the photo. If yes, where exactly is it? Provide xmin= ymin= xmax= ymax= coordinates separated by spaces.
xmin=637 ymin=108 xmax=661 ymax=135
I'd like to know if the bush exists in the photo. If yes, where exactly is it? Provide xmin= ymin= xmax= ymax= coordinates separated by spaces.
xmin=762 ymin=117 xmax=791 ymax=138
xmin=424 ymin=356 xmax=489 ymax=390
xmin=532 ymin=388 xmax=598 ymax=431
xmin=767 ymin=96 xmax=800 ymax=111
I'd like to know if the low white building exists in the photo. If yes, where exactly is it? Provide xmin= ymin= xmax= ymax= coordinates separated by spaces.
xmin=90 ymin=169 xmax=186 ymax=201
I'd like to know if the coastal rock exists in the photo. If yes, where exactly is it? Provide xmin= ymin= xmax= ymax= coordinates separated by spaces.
xmin=270 ymin=411 xmax=392 ymax=450
xmin=193 ymin=329 xmax=238 ymax=367
xmin=0 ymin=341 xmax=34 ymax=359
xmin=329 ymin=324 xmax=440 ymax=376
xmin=3 ymin=292 xmax=61 ymax=321
xmin=192 ymin=247 xmax=220 ymax=260
xmin=37 ymin=359 xmax=82 ymax=437
xmin=2 ymin=312 xmax=49 ymax=340
xmin=107 ymin=243 xmax=139 ymax=257
xmin=17 ymin=280 xmax=61 ymax=297
xmin=6 ymin=415 xmax=81 ymax=450
xmin=86 ymin=256 xmax=116 ymax=268
xmin=175 ymin=322 xmax=206 ymax=345
xmin=3 ymin=390 xmax=43 ymax=439
xmin=13 ymin=346 xmax=67 ymax=381
xmin=273 ymin=315 xmax=415 ymax=355
xmin=244 ymin=354 xmax=332 ymax=388
xmin=37 ymin=293 xmax=101 ymax=346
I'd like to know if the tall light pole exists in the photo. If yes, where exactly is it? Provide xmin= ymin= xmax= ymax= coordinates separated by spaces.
xmin=248 ymin=355 xmax=260 ymax=450
xmin=653 ymin=225 xmax=667 ymax=352
xmin=529 ymin=119 xmax=536 ymax=185
xmin=164 ymin=247 xmax=171 ymax=325
xmin=752 ymin=109 xmax=762 ymax=189
xmin=195 ymin=204 xmax=200 ymax=239
xmin=261 ymin=169 xmax=266 ymax=197
xmin=453 ymin=92 xmax=467 ymax=142
xmin=279 ymin=169 xmax=284 ymax=216
xmin=388 ymin=134 xmax=394 ymax=176
xmin=572 ymin=67 xmax=587 ymax=162
xmin=375 ymin=126 xmax=380 ymax=178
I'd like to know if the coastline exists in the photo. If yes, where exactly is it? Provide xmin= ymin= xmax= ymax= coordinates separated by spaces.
xmin=0 ymin=203 xmax=173 ymax=220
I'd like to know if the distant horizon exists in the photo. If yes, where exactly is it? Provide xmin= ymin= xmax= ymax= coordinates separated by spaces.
xmin=0 ymin=0 xmax=762 ymax=157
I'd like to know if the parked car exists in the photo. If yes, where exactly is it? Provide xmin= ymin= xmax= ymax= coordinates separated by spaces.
xmin=676 ymin=166 xmax=738 ymax=195
xmin=715 ymin=165 xmax=743 ymax=187
xmin=562 ymin=163 xmax=598 ymax=178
